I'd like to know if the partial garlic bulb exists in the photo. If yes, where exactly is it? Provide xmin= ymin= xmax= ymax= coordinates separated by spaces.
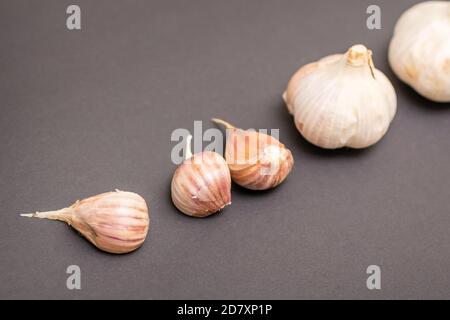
xmin=212 ymin=119 xmax=294 ymax=190
xmin=389 ymin=1 xmax=450 ymax=102
xmin=21 ymin=190 xmax=150 ymax=254
xmin=171 ymin=135 xmax=231 ymax=217
xmin=284 ymin=44 xmax=397 ymax=149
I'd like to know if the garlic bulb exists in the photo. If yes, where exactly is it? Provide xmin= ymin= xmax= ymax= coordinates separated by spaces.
xmin=21 ymin=190 xmax=150 ymax=254
xmin=212 ymin=119 xmax=294 ymax=190
xmin=389 ymin=1 xmax=450 ymax=102
xmin=283 ymin=44 xmax=397 ymax=149
xmin=171 ymin=135 xmax=231 ymax=217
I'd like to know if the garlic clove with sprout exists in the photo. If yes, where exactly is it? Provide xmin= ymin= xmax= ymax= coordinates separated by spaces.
xmin=21 ymin=190 xmax=150 ymax=254
xmin=388 ymin=1 xmax=450 ymax=102
xmin=284 ymin=44 xmax=397 ymax=149
xmin=212 ymin=119 xmax=294 ymax=190
xmin=171 ymin=135 xmax=232 ymax=217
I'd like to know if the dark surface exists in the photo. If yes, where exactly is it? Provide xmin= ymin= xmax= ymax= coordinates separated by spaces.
xmin=1 ymin=0 xmax=449 ymax=299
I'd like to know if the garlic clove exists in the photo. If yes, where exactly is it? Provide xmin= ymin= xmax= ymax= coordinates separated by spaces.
xmin=284 ymin=44 xmax=397 ymax=149
xmin=171 ymin=135 xmax=232 ymax=217
xmin=21 ymin=190 xmax=150 ymax=254
xmin=212 ymin=119 xmax=294 ymax=190
xmin=388 ymin=1 xmax=450 ymax=102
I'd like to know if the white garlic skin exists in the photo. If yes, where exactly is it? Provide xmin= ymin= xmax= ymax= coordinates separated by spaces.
xmin=171 ymin=151 xmax=232 ymax=218
xmin=389 ymin=1 xmax=450 ymax=102
xmin=284 ymin=45 xmax=397 ymax=149
xmin=21 ymin=191 xmax=150 ymax=254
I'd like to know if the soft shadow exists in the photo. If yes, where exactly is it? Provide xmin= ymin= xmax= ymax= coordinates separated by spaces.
xmin=231 ymin=181 xmax=281 ymax=198
xmin=396 ymin=80 xmax=450 ymax=112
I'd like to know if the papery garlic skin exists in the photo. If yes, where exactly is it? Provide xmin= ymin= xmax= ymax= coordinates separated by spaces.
xmin=284 ymin=45 xmax=397 ymax=149
xmin=21 ymin=191 xmax=150 ymax=254
xmin=171 ymin=136 xmax=231 ymax=217
xmin=389 ymin=1 xmax=450 ymax=102
xmin=212 ymin=119 xmax=293 ymax=190
xmin=227 ymin=133 xmax=294 ymax=190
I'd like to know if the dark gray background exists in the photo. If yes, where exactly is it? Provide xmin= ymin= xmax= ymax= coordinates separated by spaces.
xmin=1 ymin=0 xmax=449 ymax=300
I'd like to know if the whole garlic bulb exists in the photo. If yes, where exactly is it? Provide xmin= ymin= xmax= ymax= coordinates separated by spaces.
xmin=171 ymin=135 xmax=232 ymax=217
xmin=389 ymin=1 xmax=450 ymax=102
xmin=212 ymin=119 xmax=294 ymax=190
xmin=21 ymin=190 xmax=150 ymax=254
xmin=284 ymin=44 xmax=397 ymax=149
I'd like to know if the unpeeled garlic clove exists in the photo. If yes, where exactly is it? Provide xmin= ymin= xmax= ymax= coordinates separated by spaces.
xmin=212 ymin=119 xmax=294 ymax=190
xmin=389 ymin=1 xmax=450 ymax=102
xmin=21 ymin=190 xmax=150 ymax=254
xmin=171 ymin=135 xmax=232 ymax=217
xmin=284 ymin=44 xmax=397 ymax=149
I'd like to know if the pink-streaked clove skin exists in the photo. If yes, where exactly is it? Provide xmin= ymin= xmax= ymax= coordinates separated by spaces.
xmin=171 ymin=135 xmax=232 ymax=217
xmin=212 ymin=119 xmax=294 ymax=190
xmin=21 ymin=190 xmax=150 ymax=254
